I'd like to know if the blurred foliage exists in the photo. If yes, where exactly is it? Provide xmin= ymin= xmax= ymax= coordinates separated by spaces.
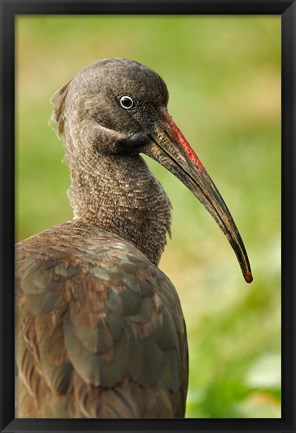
xmin=16 ymin=16 xmax=281 ymax=418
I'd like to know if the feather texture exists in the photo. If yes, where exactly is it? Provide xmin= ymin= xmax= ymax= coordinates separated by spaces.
xmin=16 ymin=222 xmax=188 ymax=418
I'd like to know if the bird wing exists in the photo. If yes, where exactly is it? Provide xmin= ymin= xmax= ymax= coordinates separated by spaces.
xmin=15 ymin=224 xmax=188 ymax=418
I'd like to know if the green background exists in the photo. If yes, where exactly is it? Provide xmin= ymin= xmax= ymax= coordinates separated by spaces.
xmin=16 ymin=15 xmax=281 ymax=418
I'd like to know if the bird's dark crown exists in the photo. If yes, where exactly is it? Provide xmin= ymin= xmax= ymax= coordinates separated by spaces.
xmin=51 ymin=58 xmax=169 ymax=156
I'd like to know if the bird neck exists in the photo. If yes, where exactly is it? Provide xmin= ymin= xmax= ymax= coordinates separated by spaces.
xmin=67 ymin=150 xmax=172 ymax=265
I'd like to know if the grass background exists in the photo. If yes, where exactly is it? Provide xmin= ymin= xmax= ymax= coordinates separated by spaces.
xmin=16 ymin=15 xmax=281 ymax=418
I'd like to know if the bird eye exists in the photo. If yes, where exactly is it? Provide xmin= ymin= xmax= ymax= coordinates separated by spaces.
xmin=119 ymin=95 xmax=135 ymax=109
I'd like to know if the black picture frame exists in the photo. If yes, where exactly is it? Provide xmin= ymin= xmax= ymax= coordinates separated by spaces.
xmin=0 ymin=0 xmax=295 ymax=432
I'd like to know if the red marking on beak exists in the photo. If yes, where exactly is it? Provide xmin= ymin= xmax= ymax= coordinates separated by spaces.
xmin=160 ymin=107 xmax=205 ymax=172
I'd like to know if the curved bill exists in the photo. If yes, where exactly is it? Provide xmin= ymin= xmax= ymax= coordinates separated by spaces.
xmin=142 ymin=106 xmax=253 ymax=283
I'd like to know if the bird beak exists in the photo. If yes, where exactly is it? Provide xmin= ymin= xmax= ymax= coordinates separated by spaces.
xmin=142 ymin=106 xmax=253 ymax=283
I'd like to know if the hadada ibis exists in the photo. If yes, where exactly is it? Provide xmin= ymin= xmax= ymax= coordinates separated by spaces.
xmin=15 ymin=58 xmax=252 ymax=418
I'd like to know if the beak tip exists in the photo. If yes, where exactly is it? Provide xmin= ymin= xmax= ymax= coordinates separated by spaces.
xmin=244 ymin=271 xmax=253 ymax=284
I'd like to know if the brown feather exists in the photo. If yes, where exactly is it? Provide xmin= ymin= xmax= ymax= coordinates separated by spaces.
xmin=16 ymin=223 xmax=188 ymax=417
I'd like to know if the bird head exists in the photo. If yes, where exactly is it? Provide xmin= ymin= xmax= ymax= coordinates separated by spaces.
xmin=51 ymin=58 xmax=253 ymax=283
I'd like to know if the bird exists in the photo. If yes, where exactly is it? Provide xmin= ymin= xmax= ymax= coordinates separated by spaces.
xmin=15 ymin=58 xmax=253 ymax=419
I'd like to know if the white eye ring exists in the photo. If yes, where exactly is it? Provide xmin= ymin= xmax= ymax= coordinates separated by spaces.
xmin=119 ymin=95 xmax=135 ymax=109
